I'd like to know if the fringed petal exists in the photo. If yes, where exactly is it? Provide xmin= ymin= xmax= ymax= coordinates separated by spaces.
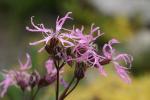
xmin=26 ymin=16 xmax=51 ymax=33
xmin=113 ymin=62 xmax=131 ymax=84
xmin=19 ymin=53 xmax=31 ymax=70
xmin=56 ymin=12 xmax=72 ymax=32
xmin=114 ymin=54 xmax=133 ymax=68
xmin=102 ymin=44 xmax=112 ymax=59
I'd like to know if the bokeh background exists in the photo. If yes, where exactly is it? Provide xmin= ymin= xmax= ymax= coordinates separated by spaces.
xmin=0 ymin=0 xmax=150 ymax=100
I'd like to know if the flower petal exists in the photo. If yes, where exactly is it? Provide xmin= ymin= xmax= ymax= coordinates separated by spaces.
xmin=102 ymin=44 xmax=112 ymax=59
xmin=108 ymin=38 xmax=120 ymax=45
xmin=26 ymin=16 xmax=51 ymax=33
xmin=113 ymin=62 xmax=131 ymax=83
xmin=19 ymin=53 xmax=31 ymax=70
xmin=56 ymin=12 xmax=72 ymax=32
xmin=114 ymin=54 xmax=133 ymax=68
xmin=0 ymin=75 xmax=14 ymax=97
xmin=60 ymin=78 xmax=68 ymax=88
xmin=45 ymin=59 xmax=56 ymax=74
xmin=97 ymin=63 xmax=107 ymax=77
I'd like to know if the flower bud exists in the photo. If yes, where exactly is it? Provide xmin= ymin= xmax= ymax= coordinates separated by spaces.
xmin=45 ymin=37 xmax=59 ymax=55
xmin=17 ymin=80 xmax=28 ymax=91
xmin=74 ymin=62 xmax=87 ymax=80
xmin=29 ymin=71 xmax=40 ymax=89
xmin=38 ymin=74 xmax=56 ymax=88
xmin=16 ymin=73 xmax=29 ymax=91
xmin=50 ymin=37 xmax=59 ymax=49
xmin=53 ymin=46 xmax=64 ymax=60
xmin=66 ymin=56 xmax=73 ymax=66
xmin=38 ymin=77 xmax=49 ymax=88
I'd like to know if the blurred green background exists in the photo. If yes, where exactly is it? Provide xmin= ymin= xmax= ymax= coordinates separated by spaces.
xmin=0 ymin=0 xmax=150 ymax=100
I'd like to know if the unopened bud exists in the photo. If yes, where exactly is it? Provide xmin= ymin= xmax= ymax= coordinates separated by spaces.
xmin=38 ymin=74 xmax=56 ymax=88
xmin=29 ymin=71 xmax=40 ymax=88
xmin=45 ymin=37 xmax=59 ymax=55
xmin=74 ymin=62 xmax=87 ymax=80
xmin=17 ymin=80 xmax=28 ymax=91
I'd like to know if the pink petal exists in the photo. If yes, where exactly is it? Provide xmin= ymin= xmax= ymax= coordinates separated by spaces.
xmin=114 ymin=54 xmax=133 ymax=68
xmin=113 ymin=62 xmax=131 ymax=83
xmin=24 ymin=53 xmax=31 ymax=69
xmin=97 ymin=63 xmax=107 ymax=77
xmin=60 ymin=78 xmax=68 ymax=88
xmin=29 ymin=38 xmax=47 ymax=46
xmin=26 ymin=16 xmax=51 ymax=33
xmin=108 ymin=38 xmax=120 ymax=45
xmin=19 ymin=53 xmax=31 ymax=70
xmin=45 ymin=59 xmax=56 ymax=74
xmin=56 ymin=12 xmax=72 ymax=32
xmin=59 ymin=38 xmax=75 ymax=47
xmin=0 ymin=76 xmax=14 ymax=97
xmin=102 ymin=44 xmax=112 ymax=59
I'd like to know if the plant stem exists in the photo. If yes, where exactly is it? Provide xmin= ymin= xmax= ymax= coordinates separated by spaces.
xmin=30 ymin=88 xmax=34 ymax=100
xmin=59 ymin=61 xmax=66 ymax=70
xmin=32 ymin=88 xmax=40 ymax=100
xmin=56 ymin=67 xmax=59 ymax=100
xmin=65 ymin=79 xmax=80 ymax=98
xmin=59 ymin=76 xmax=75 ymax=100
xmin=22 ymin=91 xmax=26 ymax=100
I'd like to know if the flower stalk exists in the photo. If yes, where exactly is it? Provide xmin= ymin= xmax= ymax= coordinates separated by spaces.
xmin=59 ymin=75 xmax=75 ymax=100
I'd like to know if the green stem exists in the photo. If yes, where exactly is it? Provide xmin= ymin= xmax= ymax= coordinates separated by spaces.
xmin=59 ymin=61 xmax=66 ymax=70
xmin=22 ymin=91 xmax=26 ymax=100
xmin=32 ymin=88 xmax=40 ymax=100
xmin=59 ymin=76 xmax=75 ymax=100
xmin=65 ymin=79 xmax=80 ymax=98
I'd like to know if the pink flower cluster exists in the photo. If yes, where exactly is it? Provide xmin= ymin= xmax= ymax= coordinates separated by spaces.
xmin=26 ymin=12 xmax=133 ymax=83
xmin=0 ymin=12 xmax=133 ymax=98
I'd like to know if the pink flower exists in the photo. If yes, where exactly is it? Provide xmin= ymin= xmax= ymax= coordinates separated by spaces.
xmin=45 ymin=59 xmax=56 ymax=75
xmin=44 ymin=59 xmax=67 ymax=87
xmin=102 ymin=39 xmax=120 ymax=59
xmin=67 ymin=25 xmax=107 ymax=76
xmin=71 ymin=31 xmax=107 ymax=77
xmin=102 ymin=39 xmax=133 ymax=83
xmin=0 ymin=53 xmax=32 ymax=97
xmin=74 ymin=44 xmax=107 ymax=76
xmin=26 ymin=12 xmax=76 ymax=52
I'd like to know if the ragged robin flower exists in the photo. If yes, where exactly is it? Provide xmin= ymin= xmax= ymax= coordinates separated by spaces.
xmin=71 ymin=25 xmax=107 ymax=77
xmin=38 ymin=59 xmax=67 ymax=88
xmin=0 ymin=53 xmax=32 ymax=97
xmin=102 ymin=39 xmax=133 ymax=83
xmin=26 ymin=12 xmax=77 ymax=52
